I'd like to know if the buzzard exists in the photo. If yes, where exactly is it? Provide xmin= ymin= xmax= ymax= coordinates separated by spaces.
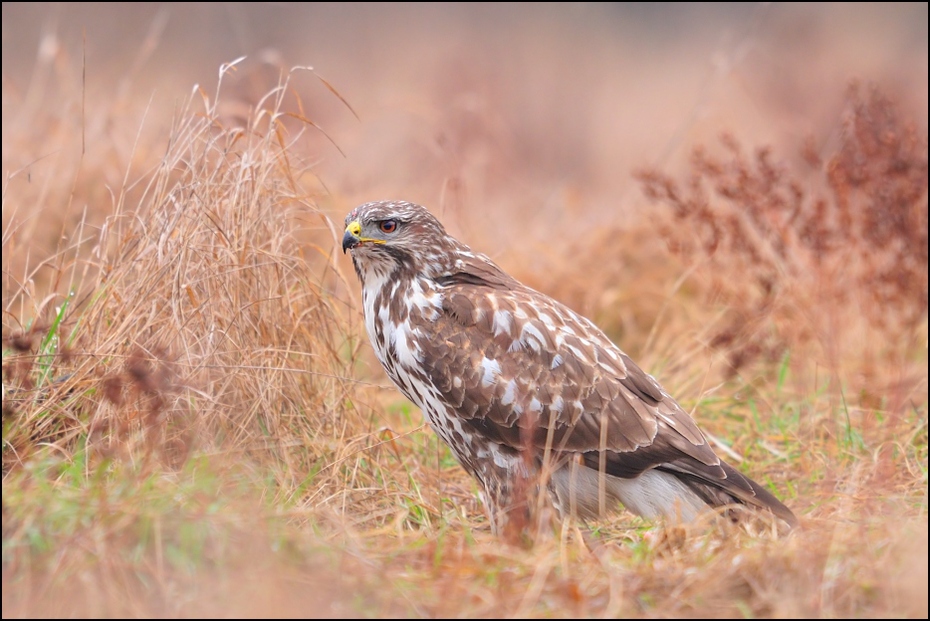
xmin=343 ymin=200 xmax=797 ymax=539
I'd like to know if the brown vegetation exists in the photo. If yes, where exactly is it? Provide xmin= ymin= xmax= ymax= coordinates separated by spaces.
xmin=3 ymin=5 xmax=927 ymax=618
xmin=638 ymin=84 xmax=928 ymax=375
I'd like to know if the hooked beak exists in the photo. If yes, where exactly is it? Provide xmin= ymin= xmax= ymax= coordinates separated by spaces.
xmin=342 ymin=220 xmax=385 ymax=254
xmin=342 ymin=227 xmax=359 ymax=254
xmin=342 ymin=220 xmax=362 ymax=254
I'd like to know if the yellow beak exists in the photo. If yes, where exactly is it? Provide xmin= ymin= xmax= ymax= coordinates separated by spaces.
xmin=342 ymin=220 xmax=385 ymax=253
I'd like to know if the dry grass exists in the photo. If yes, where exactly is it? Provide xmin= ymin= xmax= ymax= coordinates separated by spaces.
xmin=3 ymin=10 xmax=928 ymax=618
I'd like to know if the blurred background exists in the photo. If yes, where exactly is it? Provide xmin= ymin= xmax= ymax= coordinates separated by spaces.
xmin=4 ymin=2 xmax=927 ymax=363
xmin=2 ymin=4 xmax=927 ymax=617
xmin=4 ymin=3 xmax=927 ymax=234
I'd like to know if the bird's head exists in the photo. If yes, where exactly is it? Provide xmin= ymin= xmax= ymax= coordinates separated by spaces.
xmin=342 ymin=201 xmax=456 ymax=280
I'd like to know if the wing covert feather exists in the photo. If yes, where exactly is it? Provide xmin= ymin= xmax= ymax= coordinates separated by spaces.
xmin=411 ymin=275 xmax=720 ymax=478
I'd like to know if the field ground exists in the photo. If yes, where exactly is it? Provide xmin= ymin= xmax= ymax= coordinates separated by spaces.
xmin=2 ymin=4 xmax=927 ymax=618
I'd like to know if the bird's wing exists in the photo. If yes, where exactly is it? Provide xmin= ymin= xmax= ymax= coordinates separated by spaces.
xmin=411 ymin=265 xmax=764 ymax=502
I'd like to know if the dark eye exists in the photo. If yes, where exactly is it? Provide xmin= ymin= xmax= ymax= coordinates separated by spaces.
xmin=379 ymin=220 xmax=398 ymax=233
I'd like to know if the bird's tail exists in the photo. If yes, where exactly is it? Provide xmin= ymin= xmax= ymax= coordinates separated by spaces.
xmin=670 ymin=460 xmax=799 ymax=531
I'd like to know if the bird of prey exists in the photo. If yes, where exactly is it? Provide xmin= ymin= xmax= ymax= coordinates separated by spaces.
xmin=342 ymin=200 xmax=797 ymax=539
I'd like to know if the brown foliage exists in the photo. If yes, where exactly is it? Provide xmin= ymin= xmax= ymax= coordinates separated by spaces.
xmin=638 ymin=85 xmax=928 ymax=372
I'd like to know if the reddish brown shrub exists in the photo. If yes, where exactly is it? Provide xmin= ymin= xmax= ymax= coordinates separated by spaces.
xmin=638 ymin=85 xmax=928 ymax=372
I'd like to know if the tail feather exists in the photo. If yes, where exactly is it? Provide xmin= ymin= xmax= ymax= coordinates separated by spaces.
xmin=550 ymin=457 xmax=798 ymax=531
xmin=665 ymin=460 xmax=798 ymax=529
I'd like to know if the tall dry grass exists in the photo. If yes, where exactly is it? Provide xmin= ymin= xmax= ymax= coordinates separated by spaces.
xmin=1 ymin=60 xmax=409 ymax=615
xmin=3 ymin=62 xmax=353 ymax=477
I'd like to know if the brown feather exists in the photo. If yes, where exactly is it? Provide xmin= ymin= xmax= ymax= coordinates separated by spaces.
xmin=345 ymin=200 xmax=798 ymax=536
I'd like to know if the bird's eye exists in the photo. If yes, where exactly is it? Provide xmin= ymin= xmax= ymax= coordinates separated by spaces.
xmin=379 ymin=220 xmax=398 ymax=234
